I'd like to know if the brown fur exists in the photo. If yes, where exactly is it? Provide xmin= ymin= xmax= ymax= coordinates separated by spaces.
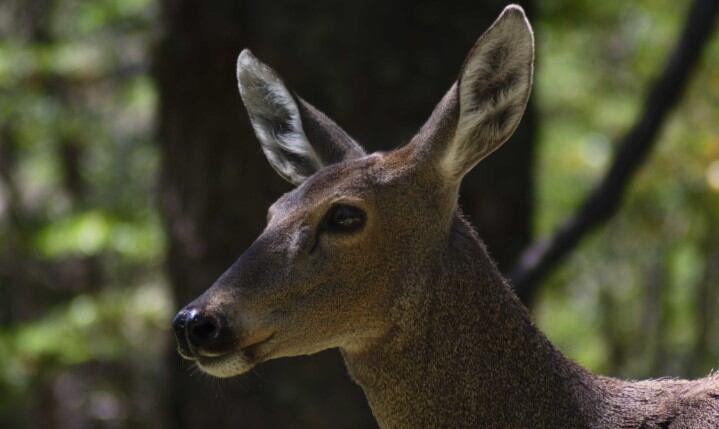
xmin=176 ymin=5 xmax=719 ymax=428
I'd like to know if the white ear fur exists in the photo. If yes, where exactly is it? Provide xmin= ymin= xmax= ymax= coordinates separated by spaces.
xmin=439 ymin=5 xmax=534 ymax=181
xmin=237 ymin=49 xmax=321 ymax=185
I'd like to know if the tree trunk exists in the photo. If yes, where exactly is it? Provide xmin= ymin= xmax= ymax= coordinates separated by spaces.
xmin=154 ymin=1 xmax=535 ymax=427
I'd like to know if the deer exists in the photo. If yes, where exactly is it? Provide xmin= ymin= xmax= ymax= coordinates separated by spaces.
xmin=172 ymin=5 xmax=719 ymax=428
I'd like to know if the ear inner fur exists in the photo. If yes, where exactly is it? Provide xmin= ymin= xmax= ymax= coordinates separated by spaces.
xmin=440 ymin=5 xmax=534 ymax=181
xmin=236 ymin=49 xmax=322 ymax=185
xmin=237 ymin=49 xmax=366 ymax=185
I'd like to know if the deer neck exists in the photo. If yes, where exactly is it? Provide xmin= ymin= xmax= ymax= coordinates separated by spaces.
xmin=341 ymin=213 xmax=608 ymax=428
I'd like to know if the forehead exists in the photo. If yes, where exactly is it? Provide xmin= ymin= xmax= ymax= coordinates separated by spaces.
xmin=271 ymin=154 xmax=383 ymax=211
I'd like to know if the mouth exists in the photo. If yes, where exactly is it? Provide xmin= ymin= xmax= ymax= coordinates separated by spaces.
xmin=189 ymin=334 xmax=276 ymax=378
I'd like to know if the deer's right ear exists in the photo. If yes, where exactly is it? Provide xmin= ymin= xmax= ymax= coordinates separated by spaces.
xmin=237 ymin=50 xmax=365 ymax=186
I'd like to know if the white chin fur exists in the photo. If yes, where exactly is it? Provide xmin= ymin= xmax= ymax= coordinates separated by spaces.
xmin=196 ymin=352 xmax=254 ymax=378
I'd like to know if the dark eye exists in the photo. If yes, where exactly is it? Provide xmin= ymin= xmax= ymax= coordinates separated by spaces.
xmin=324 ymin=204 xmax=366 ymax=233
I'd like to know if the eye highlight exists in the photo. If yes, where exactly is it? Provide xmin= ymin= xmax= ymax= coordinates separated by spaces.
xmin=323 ymin=204 xmax=366 ymax=233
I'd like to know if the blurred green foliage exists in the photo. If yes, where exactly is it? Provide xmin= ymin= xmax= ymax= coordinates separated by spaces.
xmin=534 ymin=0 xmax=719 ymax=379
xmin=0 ymin=0 xmax=166 ymax=426
xmin=0 ymin=0 xmax=717 ymax=427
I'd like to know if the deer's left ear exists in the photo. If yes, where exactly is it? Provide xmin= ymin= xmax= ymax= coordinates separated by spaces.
xmin=237 ymin=50 xmax=366 ymax=186
xmin=412 ymin=5 xmax=534 ymax=183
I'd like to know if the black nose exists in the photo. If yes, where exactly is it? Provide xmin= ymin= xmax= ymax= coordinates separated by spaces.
xmin=172 ymin=307 xmax=234 ymax=357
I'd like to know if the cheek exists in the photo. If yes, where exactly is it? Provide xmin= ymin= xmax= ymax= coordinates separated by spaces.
xmin=272 ymin=229 xmax=380 ymax=308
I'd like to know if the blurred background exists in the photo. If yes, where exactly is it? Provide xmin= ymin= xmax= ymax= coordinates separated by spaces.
xmin=0 ymin=0 xmax=717 ymax=427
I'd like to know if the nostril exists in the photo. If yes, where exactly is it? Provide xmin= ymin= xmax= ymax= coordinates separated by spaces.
xmin=176 ymin=308 xmax=234 ymax=355
xmin=189 ymin=317 xmax=218 ymax=343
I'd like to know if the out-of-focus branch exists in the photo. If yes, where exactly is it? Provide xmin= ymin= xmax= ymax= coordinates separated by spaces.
xmin=510 ymin=0 xmax=719 ymax=304
xmin=0 ymin=126 xmax=23 ymax=226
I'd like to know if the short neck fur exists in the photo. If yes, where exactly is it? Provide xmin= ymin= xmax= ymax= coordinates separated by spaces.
xmin=341 ymin=213 xmax=608 ymax=428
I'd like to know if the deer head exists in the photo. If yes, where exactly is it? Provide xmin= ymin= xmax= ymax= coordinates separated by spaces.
xmin=172 ymin=5 xmax=534 ymax=378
